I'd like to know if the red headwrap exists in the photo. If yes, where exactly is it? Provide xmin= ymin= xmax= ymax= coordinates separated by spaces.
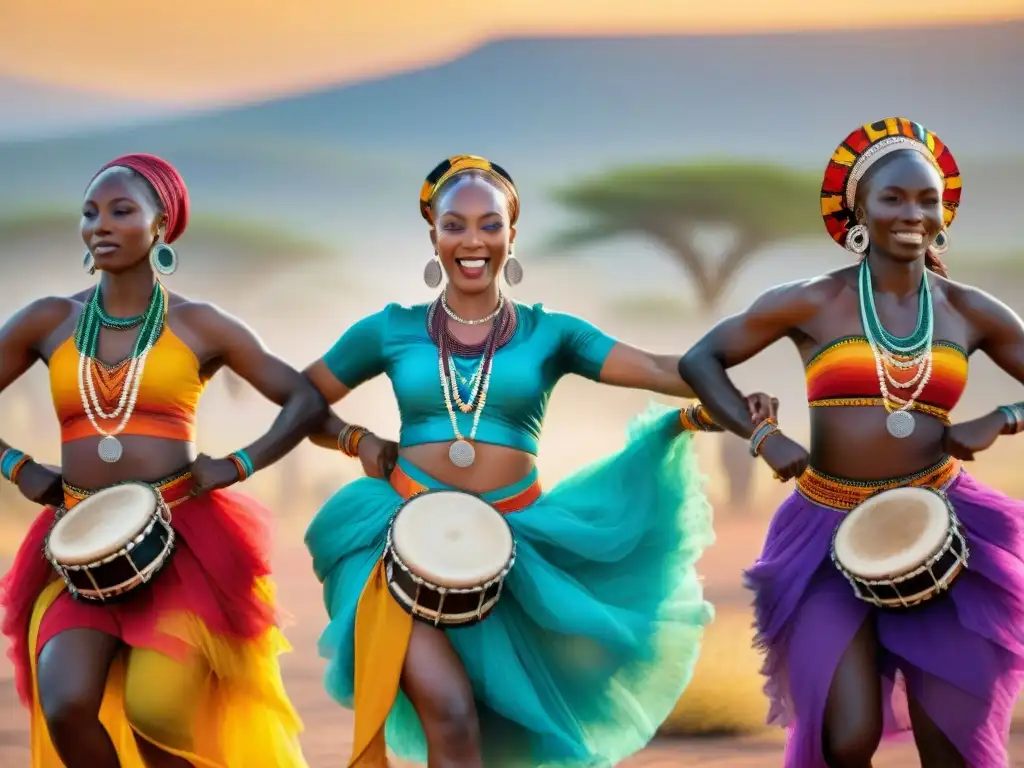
xmin=94 ymin=153 xmax=190 ymax=244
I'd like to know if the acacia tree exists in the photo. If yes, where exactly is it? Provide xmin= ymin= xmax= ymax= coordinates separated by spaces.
xmin=550 ymin=162 xmax=818 ymax=509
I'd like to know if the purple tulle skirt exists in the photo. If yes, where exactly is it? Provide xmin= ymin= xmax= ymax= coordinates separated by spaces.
xmin=746 ymin=465 xmax=1024 ymax=767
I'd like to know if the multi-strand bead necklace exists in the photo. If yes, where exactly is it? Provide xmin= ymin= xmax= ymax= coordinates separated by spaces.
xmin=857 ymin=260 xmax=933 ymax=439
xmin=428 ymin=291 xmax=516 ymax=468
xmin=75 ymin=283 xmax=166 ymax=462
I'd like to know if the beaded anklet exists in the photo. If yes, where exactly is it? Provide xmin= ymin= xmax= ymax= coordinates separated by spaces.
xmin=998 ymin=403 xmax=1024 ymax=435
xmin=228 ymin=449 xmax=256 ymax=481
xmin=338 ymin=425 xmax=369 ymax=457
xmin=0 ymin=448 xmax=31 ymax=484
xmin=749 ymin=418 xmax=780 ymax=457
xmin=679 ymin=403 xmax=723 ymax=433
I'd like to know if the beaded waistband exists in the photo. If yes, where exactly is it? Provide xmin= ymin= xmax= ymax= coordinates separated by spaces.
xmin=796 ymin=456 xmax=962 ymax=512
xmin=808 ymin=397 xmax=951 ymax=424
xmin=62 ymin=469 xmax=195 ymax=511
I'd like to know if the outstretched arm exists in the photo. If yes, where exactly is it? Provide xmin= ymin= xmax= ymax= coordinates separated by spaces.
xmin=677 ymin=280 xmax=824 ymax=438
xmin=597 ymin=344 xmax=696 ymax=398
xmin=192 ymin=304 xmax=327 ymax=472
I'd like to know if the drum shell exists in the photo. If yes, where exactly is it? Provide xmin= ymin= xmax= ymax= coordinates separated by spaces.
xmin=831 ymin=489 xmax=970 ymax=610
xmin=61 ymin=519 xmax=175 ymax=603
xmin=384 ymin=548 xmax=504 ymax=628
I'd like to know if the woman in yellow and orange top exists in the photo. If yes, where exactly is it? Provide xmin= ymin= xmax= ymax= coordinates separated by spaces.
xmin=0 ymin=153 xmax=324 ymax=767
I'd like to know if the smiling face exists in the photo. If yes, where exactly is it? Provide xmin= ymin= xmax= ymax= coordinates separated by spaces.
xmin=81 ymin=167 xmax=166 ymax=274
xmin=855 ymin=150 xmax=945 ymax=265
xmin=431 ymin=173 xmax=516 ymax=295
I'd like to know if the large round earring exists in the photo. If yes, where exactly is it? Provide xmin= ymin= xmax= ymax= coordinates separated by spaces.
xmin=150 ymin=242 xmax=177 ymax=276
xmin=931 ymin=228 xmax=950 ymax=256
xmin=423 ymin=253 xmax=443 ymax=288
xmin=83 ymin=250 xmax=96 ymax=275
xmin=503 ymin=249 xmax=523 ymax=286
xmin=845 ymin=224 xmax=869 ymax=255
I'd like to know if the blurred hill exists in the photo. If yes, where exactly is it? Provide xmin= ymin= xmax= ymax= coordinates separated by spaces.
xmin=0 ymin=22 xmax=1020 ymax=250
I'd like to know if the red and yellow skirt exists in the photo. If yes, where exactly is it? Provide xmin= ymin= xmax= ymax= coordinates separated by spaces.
xmin=0 ymin=472 xmax=306 ymax=767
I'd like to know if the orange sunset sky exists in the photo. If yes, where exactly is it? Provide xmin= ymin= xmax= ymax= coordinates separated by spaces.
xmin=2 ymin=0 xmax=1022 ymax=104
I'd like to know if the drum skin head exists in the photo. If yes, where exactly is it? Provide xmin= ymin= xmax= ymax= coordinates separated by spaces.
xmin=392 ymin=490 xmax=513 ymax=589
xmin=834 ymin=487 xmax=949 ymax=580
xmin=48 ymin=483 xmax=158 ymax=566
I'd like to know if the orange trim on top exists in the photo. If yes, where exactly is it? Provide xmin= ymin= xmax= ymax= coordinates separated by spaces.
xmin=60 ymin=414 xmax=196 ymax=444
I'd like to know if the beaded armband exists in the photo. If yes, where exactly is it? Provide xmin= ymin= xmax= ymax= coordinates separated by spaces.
xmin=998 ymin=403 xmax=1024 ymax=435
xmin=749 ymin=418 xmax=780 ymax=457
xmin=679 ymin=403 xmax=724 ymax=433
xmin=0 ymin=448 xmax=31 ymax=484
xmin=228 ymin=449 xmax=256 ymax=481
xmin=338 ymin=425 xmax=370 ymax=458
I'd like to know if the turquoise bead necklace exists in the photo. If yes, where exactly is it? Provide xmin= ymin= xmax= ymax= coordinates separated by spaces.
xmin=75 ymin=283 xmax=167 ymax=462
xmin=857 ymin=259 xmax=935 ymax=439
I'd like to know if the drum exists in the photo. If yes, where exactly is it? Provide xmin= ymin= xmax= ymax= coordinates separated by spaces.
xmin=384 ymin=489 xmax=516 ymax=627
xmin=830 ymin=486 xmax=969 ymax=609
xmin=45 ymin=482 xmax=176 ymax=603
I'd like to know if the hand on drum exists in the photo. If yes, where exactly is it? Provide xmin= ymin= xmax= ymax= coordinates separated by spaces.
xmin=758 ymin=433 xmax=809 ymax=482
xmin=358 ymin=433 xmax=398 ymax=479
xmin=942 ymin=411 xmax=1007 ymax=461
xmin=745 ymin=392 xmax=780 ymax=423
xmin=190 ymin=453 xmax=243 ymax=495
xmin=15 ymin=461 xmax=63 ymax=507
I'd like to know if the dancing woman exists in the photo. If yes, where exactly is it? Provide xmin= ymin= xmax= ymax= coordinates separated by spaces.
xmin=302 ymin=155 xmax=779 ymax=767
xmin=0 ymin=154 xmax=323 ymax=767
xmin=679 ymin=118 xmax=1024 ymax=767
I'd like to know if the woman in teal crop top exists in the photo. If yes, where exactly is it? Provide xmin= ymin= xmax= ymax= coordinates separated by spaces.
xmin=302 ymin=155 xmax=779 ymax=768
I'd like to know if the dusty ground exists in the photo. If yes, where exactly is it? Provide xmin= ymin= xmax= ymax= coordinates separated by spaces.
xmin=5 ymin=529 xmax=1024 ymax=766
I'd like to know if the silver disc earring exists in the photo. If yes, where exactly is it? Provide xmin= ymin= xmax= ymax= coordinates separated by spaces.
xmin=931 ymin=228 xmax=950 ymax=256
xmin=83 ymin=250 xmax=96 ymax=275
xmin=150 ymin=242 xmax=178 ymax=276
xmin=423 ymin=253 xmax=443 ymax=288
xmin=503 ymin=249 xmax=523 ymax=286
xmin=845 ymin=224 xmax=869 ymax=255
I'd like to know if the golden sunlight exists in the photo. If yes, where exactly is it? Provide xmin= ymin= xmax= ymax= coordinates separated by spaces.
xmin=1 ymin=0 xmax=1021 ymax=102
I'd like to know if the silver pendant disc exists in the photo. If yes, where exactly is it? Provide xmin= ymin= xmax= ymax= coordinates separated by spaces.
xmin=886 ymin=411 xmax=915 ymax=439
xmin=98 ymin=435 xmax=123 ymax=463
xmin=449 ymin=439 xmax=475 ymax=468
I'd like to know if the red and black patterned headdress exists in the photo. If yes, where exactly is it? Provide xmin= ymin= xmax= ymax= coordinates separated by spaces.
xmin=820 ymin=118 xmax=961 ymax=250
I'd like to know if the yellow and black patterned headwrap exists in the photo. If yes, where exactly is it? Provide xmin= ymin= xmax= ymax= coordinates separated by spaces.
xmin=419 ymin=155 xmax=520 ymax=225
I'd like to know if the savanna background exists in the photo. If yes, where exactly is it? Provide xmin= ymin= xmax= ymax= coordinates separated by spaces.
xmin=1 ymin=3 xmax=1022 ymax=764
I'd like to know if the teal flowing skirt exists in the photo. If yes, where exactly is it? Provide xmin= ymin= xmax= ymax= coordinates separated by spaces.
xmin=305 ymin=406 xmax=715 ymax=766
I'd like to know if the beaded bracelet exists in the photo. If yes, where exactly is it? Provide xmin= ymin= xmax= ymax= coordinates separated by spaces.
xmin=338 ymin=425 xmax=370 ymax=458
xmin=749 ymin=418 xmax=780 ymax=457
xmin=0 ymin=448 xmax=31 ymax=485
xmin=679 ymin=403 xmax=724 ymax=433
xmin=228 ymin=449 xmax=256 ymax=481
xmin=998 ymin=403 xmax=1024 ymax=435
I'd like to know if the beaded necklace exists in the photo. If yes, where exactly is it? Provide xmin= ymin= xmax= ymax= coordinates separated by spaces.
xmin=427 ymin=296 xmax=516 ymax=467
xmin=74 ymin=283 xmax=167 ymax=462
xmin=857 ymin=260 xmax=934 ymax=439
